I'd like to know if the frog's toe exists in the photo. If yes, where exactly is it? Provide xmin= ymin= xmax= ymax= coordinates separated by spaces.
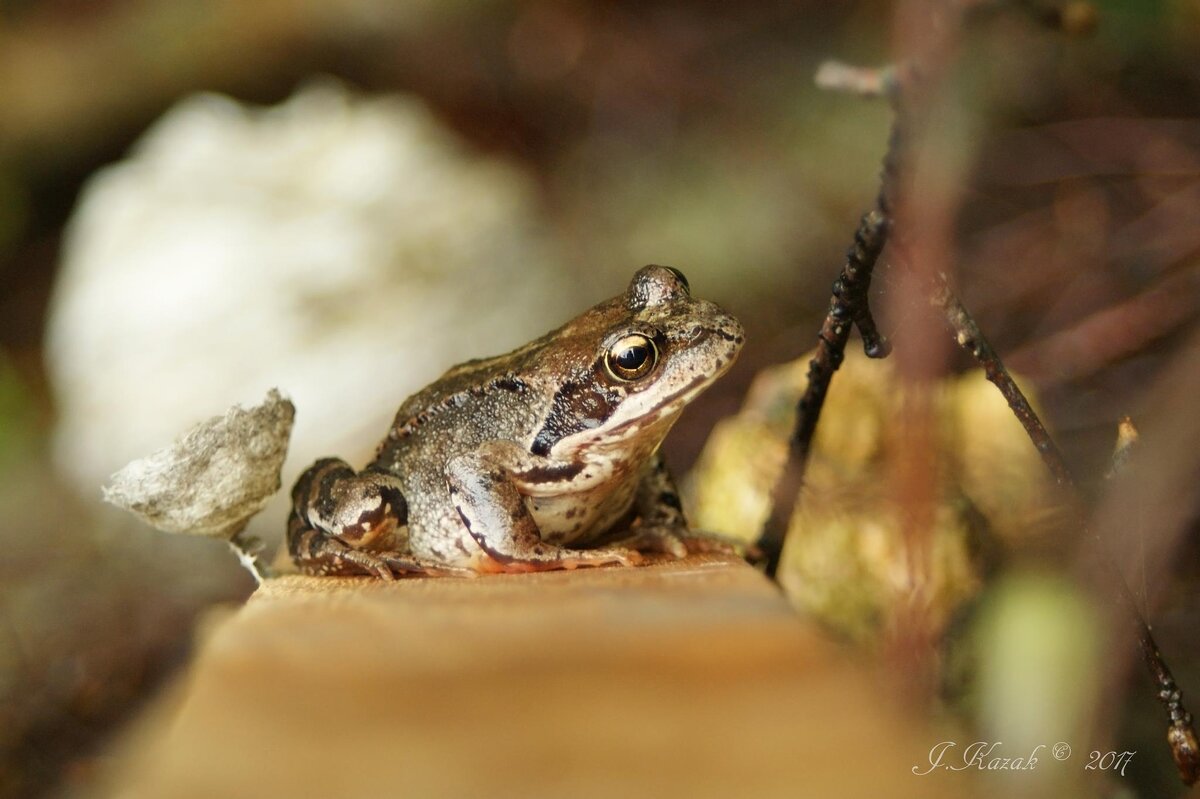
xmin=355 ymin=554 xmax=397 ymax=581
xmin=379 ymin=553 xmax=476 ymax=578
xmin=618 ymin=527 xmax=753 ymax=560
xmin=614 ymin=526 xmax=690 ymax=559
xmin=472 ymin=544 xmax=642 ymax=573
xmin=297 ymin=541 xmax=396 ymax=581
xmin=680 ymin=530 xmax=747 ymax=555
xmin=570 ymin=545 xmax=643 ymax=569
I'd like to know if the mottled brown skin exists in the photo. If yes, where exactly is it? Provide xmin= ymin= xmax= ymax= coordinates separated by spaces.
xmin=288 ymin=265 xmax=744 ymax=578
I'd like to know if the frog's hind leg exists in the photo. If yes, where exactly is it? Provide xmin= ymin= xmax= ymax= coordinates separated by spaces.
xmin=445 ymin=450 xmax=642 ymax=573
xmin=288 ymin=458 xmax=465 ymax=579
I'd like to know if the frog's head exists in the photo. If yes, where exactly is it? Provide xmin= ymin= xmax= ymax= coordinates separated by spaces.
xmin=531 ymin=265 xmax=743 ymax=458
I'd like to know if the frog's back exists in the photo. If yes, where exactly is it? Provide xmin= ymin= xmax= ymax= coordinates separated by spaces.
xmin=372 ymin=296 xmax=630 ymax=467
xmin=369 ymin=348 xmax=544 ymax=468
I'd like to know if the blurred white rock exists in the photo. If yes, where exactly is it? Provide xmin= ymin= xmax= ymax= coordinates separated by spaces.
xmin=47 ymin=80 xmax=580 ymax=542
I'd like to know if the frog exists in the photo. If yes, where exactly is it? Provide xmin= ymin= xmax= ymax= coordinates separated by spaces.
xmin=287 ymin=265 xmax=744 ymax=578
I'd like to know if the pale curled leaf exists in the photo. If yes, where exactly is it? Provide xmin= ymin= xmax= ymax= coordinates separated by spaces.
xmin=103 ymin=389 xmax=295 ymax=540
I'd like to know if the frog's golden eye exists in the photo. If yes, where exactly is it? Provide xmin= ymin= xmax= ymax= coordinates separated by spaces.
xmin=605 ymin=334 xmax=658 ymax=381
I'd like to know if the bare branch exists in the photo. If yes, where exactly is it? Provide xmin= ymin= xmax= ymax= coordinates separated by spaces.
xmin=770 ymin=15 xmax=1198 ymax=778
xmin=930 ymin=274 xmax=1074 ymax=488
xmin=1106 ymin=417 xmax=1138 ymax=480
xmin=814 ymin=61 xmax=896 ymax=99
xmin=934 ymin=279 xmax=1198 ymax=785
xmin=754 ymin=167 xmax=895 ymax=577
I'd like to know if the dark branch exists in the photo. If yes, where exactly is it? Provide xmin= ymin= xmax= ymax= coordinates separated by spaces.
xmin=1126 ymin=581 xmax=1200 ymax=785
xmin=930 ymin=271 xmax=1198 ymax=786
xmin=754 ymin=66 xmax=906 ymax=579
xmin=767 ymin=23 xmax=1197 ymax=782
xmin=930 ymin=275 xmax=1074 ymax=488
xmin=755 ymin=176 xmax=895 ymax=578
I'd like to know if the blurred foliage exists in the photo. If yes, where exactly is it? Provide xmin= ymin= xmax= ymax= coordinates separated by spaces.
xmin=0 ymin=354 xmax=39 ymax=468
xmin=945 ymin=572 xmax=1104 ymax=797
xmin=687 ymin=349 xmax=1072 ymax=646
xmin=0 ymin=169 xmax=30 ymax=256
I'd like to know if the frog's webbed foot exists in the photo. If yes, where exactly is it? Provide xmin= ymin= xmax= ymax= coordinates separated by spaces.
xmin=619 ymin=525 xmax=748 ymax=556
xmin=613 ymin=525 xmax=748 ymax=559
xmin=289 ymin=514 xmax=396 ymax=579
xmin=471 ymin=541 xmax=642 ymax=574
xmin=611 ymin=525 xmax=689 ymax=558
xmin=289 ymin=515 xmax=472 ymax=579
xmin=288 ymin=458 xmax=467 ymax=579
xmin=446 ymin=451 xmax=642 ymax=573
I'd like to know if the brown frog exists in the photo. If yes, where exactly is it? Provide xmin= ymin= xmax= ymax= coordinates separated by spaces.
xmin=287 ymin=265 xmax=743 ymax=577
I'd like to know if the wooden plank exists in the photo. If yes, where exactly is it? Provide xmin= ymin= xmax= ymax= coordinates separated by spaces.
xmin=109 ymin=554 xmax=971 ymax=798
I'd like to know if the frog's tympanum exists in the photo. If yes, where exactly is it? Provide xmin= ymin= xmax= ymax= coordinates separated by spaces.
xmin=288 ymin=266 xmax=743 ymax=577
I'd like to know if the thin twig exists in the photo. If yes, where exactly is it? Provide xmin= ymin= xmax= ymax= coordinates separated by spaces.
xmin=814 ymin=61 xmax=896 ymax=98
xmin=1124 ymin=570 xmax=1200 ymax=785
xmin=931 ymin=270 xmax=1198 ymax=785
xmin=756 ymin=61 xmax=906 ymax=577
xmin=1106 ymin=416 xmax=1138 ymax=479
xmin=772 ymin=18 xmax=1198 ymax=781
xmin=228 ymin=530 xmax=271 ymax=585
xmin=930 ymin=274 xmax=1074 ymax=487
xmin=754 ymin=137 xmax=897 ymax=578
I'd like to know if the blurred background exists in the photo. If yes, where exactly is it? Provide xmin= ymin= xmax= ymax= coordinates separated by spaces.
xmin=0 ymin=0 xmax=1198 ymax=796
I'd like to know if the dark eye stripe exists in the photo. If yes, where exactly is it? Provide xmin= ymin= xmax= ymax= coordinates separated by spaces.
xmin=531 ymin=378 xmax=621 ymax=456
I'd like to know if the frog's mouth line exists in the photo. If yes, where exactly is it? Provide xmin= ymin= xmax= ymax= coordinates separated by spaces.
xmin=548 ymin=324 xmax=741 ymax=453
xmin=544 ymin=374 xmax=708 ymax=455
xmin=641 ymin=326 xmax=742 ymax=412
xmin=600 ymin=365 xmax=730 ymax=439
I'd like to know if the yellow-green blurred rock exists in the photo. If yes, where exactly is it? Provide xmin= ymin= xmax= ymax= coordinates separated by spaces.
xmin=946 ymin=369 xmax=1069 ymax=544
xmin=687 ymin=349 xmax=1068 ymax=645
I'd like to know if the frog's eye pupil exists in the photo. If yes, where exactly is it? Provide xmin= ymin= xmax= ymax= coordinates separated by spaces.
xmin=605 ymin=334 xmax=658 ymax=381
xmin=616 ymin=345 xmax=648 ymax=370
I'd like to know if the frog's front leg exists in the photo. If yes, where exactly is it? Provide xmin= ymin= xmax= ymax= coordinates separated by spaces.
xmin=288 ymin=458 xmax=468 ymax=579
xmin=445 ymin=442 xmax=642 ymax=572
xmin=616 ymin=453 xmax=744 ymax=558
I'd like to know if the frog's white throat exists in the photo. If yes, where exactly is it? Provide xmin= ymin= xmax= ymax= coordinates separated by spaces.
xmin=541 ymin=381 xmax=701 ymax=460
